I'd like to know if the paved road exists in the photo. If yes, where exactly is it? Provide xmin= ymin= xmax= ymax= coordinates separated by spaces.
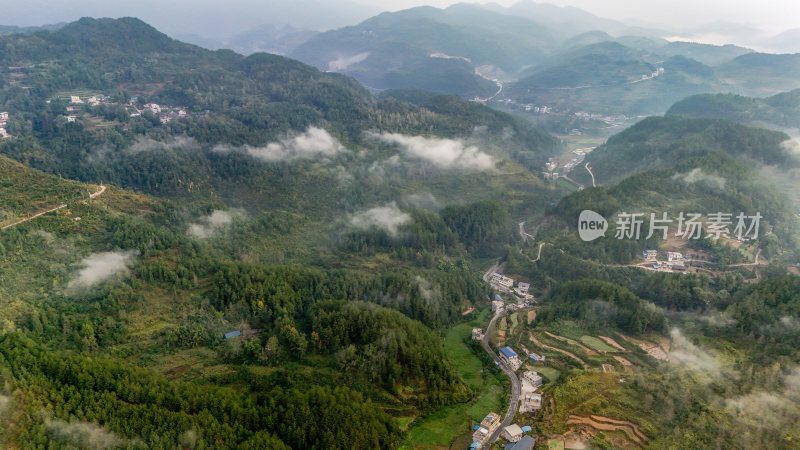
xmin=1 ymin=184 xmax=105 ymax=230
xmin=480 ymin=308 xmax=521 ymax=449
xmin=585 ymin=163 xmax=596 ymax=188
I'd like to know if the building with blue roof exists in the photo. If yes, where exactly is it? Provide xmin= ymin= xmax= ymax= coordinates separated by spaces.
xmin=223 ymin=330 xmax=241 ymax=340
xmin=499 ymin=346 xmax=522 ymax=370
xmin=509 ymin=436 xmax=535 ymax=450
xmin=499 ymin=346 xmax=518 ymax=358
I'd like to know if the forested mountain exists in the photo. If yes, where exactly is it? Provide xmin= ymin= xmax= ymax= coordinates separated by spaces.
xmin=667 ymin=89 xmax=800 ymax=130
xmin=1 ymin=10 xmax=800 ymax=450
xmin=290 ymin=4 xmax=555 ymax=96
xmin=0 ymin=17 xmax=563 ymax=449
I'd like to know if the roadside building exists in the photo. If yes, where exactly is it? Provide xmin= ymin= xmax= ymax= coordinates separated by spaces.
xmin=520 ymin=392 xmax=542 ymax=413
xmin=501 ymin=424 xmax=524 ymax=442
xmin=642 ymin=250 xmax=658 ymax=261
xmin=480 ymin=412 xmax=501 ymax=431
xmin=666 ymin=252 xmax=684 ymax=262
xmin=492 ymin=300 xmax=504 ymax=313
xmin=472 ymin=328 xmax=485 ymax=341
xmin=522 ymin=371 xmax=543 ymax=389
xmin=472 ymin=411 xmax=502 ymax=444
xmin=491 ymin=273 xmax=514 ymax=288
xmin=508 ymin=436 xmax=536 ymax=450
xmin=499 ymin=346 xmax=522 ymax=370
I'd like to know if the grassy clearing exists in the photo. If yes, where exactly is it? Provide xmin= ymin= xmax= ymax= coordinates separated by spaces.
xmin=536 ymin=366 xmax=562 ymax=383
xmin=580 ymin=336 xmax=617 ymax=353
xmin=402 ymin=309 xmax=504 ymax=449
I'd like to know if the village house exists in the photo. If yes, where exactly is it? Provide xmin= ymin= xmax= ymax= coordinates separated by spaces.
xmin=0 ymin=128 xmax=9 ymax=139
xmin=144 ymin=103 xmax=161 ymax=114
xmin=0 ymin=111 xmax=8 ymax=125
xmin=515 ymin=282 xmax=530 ymax=297
xmin=491 ymin=272 xmax=515 ymax=289
xmin=520 ymin=392 xmax=542 ymax=413
xmin=643 ymin=250 xmax=658 ymax=261
xmin=472 ymin=328 xmax=485 ymax=341
xmin=471 ymin=411 xmax=502 ymax=445
xmin=492 ymin=299 xmax=504 ymax=313
xmin=508 ymin=436 xmax=536 ymax=450
xmin=522 ymin=371 xmax=543 ymax=389
xmin=499 ymin=346 xmax=522 ymax=370
xmin=666 ymin=252 xmax=684 ymax=262
xmin=501 ymin=424 xmax=524 ymax=442
xmin=70 ymin=95 xmax=83 ymax=104
xmin=66 ymin=115 xmax=78 ymax=123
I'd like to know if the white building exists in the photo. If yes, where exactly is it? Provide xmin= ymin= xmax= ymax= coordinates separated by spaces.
xmin=0 ymin=111 xmax=8 ymax=125
xmin=492 ymin=300 xmax=504 ymax=313
xmin=501 ymin=424 xmax=524 ymax=442
xmin=520 ymin=392 xmax=543 ymax=413
xmin=70 ymin=96 xmax=83 ymax=104
xmin=144 ymin=103 xmax=161 ymax=114
xmin=66 ymin=115 xmax=78 ymax=123
xmin=0 ymin=128 xmax=9 ymax=139
xmin=666 ymin=252 xmax=684 ymax=262
xmin=472 ymin=328 xmax=484 ymax=341
xmin=499 ymin=347 xmax=522 ymax=371
xmin=643 ymin=250 xmax=658 ymax=261
xmin=522 ymin=371 xmax=543 ymax=389
xmin=491 ymin=273 xmax=514 ymax=288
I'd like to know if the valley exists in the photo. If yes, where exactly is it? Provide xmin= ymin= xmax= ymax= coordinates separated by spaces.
xmin=0 ymin=3 xmax=799 ymax=450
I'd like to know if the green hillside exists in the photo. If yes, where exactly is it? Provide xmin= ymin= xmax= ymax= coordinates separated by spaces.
xmin=667 ymin=89 xmax=800 ymax=129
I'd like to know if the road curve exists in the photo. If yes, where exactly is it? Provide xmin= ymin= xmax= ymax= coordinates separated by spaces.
xmin=480 ymin=309 xmax=521 ymax=449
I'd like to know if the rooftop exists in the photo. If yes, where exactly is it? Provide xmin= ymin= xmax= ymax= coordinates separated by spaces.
xmin=500 ymin=346 xmax=518 ymax=358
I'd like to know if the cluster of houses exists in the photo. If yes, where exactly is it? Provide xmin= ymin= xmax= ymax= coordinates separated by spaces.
xmin=469 ymin=413 xmax=536 ymax=450
xmin=0 ymin=111 xmax=9 ymax=139
xmin=642 ymin=250 xmax=687 ymax=271
xmin=489 ymin=273 xmax=533 ymax=300
xmin=520 ymin=370 xmax=543 ymax=414
xmin=127 ymin=98 xmax=188 ymax=124
xmin=641 ymin=66 xmax=666 ymax=81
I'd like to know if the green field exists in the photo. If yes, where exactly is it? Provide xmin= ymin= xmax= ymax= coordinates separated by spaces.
xmin=580 ymin=336 xmax=618 ymax=353
xmin=536 ymin=366 xmax=562 ymax=383
xmin=401 ymin=309 xmax=505 ymax=449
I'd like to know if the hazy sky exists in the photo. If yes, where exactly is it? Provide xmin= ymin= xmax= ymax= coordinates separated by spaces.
xmin=365 ymin=0 xmax=800 ymax=33
xmin=2 ymin=0 xmax=797 ymax=37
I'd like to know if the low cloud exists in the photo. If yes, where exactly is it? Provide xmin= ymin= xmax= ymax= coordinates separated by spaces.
xmin=68 ymin=251 xmax=136 ymax=289
xmin=214 ymin=127 xmax=345 ymax=162
xmin=404 ymin=192 xmax=441 ymax=210
xmin=368 ymin=132 xmax=497 ymax=171
xmin=672 ymin=168 xmax=726 ymax=189
xmin=188 ymin=209 xmax=244 ymax=239
xmin=127 ymin=135 xmax=200 ymax=154
xmin=45 ymin=418 xmax=125 ymax=449
xmin=349 ymin=202 xmax=411 ymax=237
xmin=725 ymin=366 xmax=800 ymax=432
xmin=668 ymin=328 xmax=728 ymax=381
xmin=328 ymin=52 xmax=370 ymax=71
xmin=781 ymin=138 xmax=800 ymax=158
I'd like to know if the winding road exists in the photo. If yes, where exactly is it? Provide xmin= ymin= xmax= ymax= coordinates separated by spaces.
xmin=480 ymin=307 xmax=521 ymax=449
xmin=1 ymin=184 xmax=105 ymax=231
xmin=585 ymin=163 xmax=596 ymax=188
